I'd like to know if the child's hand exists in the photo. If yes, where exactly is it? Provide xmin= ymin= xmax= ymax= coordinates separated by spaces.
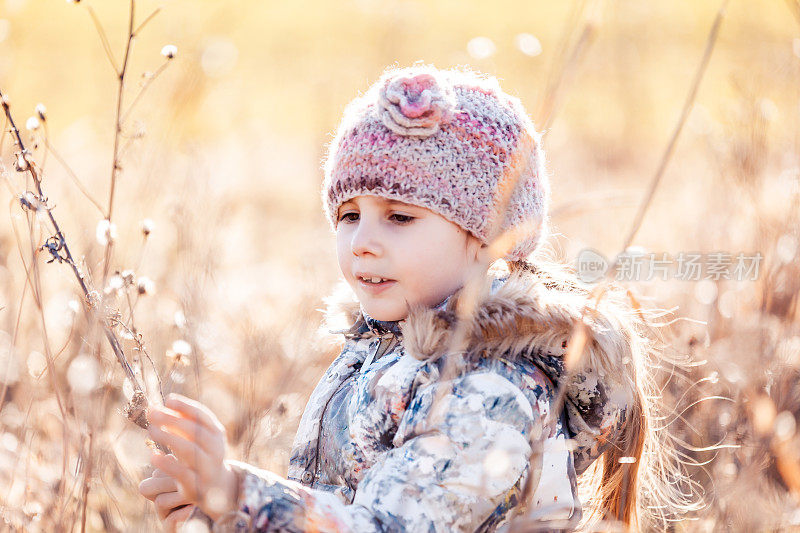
xmin=146 ymin=393 xmax=239 ymax=522
xmin=138 ymin=466 xmax=195 ymax=531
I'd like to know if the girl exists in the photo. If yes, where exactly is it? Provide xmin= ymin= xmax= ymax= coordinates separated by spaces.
xmin=139 ymin=64 xmax=685 ymax=531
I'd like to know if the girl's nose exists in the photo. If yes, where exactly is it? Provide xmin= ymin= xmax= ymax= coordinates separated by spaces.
xmin=351 ymin=220 xmax=383 ymax=257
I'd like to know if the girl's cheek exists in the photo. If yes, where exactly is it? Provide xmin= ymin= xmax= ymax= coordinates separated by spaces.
xmin=336 ymin=233 xmax=353 ymax=256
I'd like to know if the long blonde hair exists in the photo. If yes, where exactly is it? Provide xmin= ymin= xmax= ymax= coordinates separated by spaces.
xmin=508 ymin=258 xmax=701 ymax=530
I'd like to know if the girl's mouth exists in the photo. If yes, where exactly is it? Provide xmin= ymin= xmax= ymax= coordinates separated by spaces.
xmin=357 ymin=276 xmax=396 ymax=294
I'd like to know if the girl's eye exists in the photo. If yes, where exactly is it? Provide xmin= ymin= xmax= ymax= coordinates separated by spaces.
xmin=338 ymin=212 xmax=414 ymax=224
xmin=390 ymin=214 xmax=414 ymax=224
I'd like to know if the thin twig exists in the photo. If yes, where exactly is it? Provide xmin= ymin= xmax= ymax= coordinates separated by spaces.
xmin=1 ymin=89 xmax=163 ymax=442
xmin=0 ymin=205 xmax=31 ymax=414
xmin=550 ymin=190 xmax=641 ymax=220
xmin=537 ymin=0 xmax=598 ymax=132
xmin=619 ymin=0 xmax=729 ymax=253
xmin=120 ymin=60 xmax=171 ymax=125
xmin=0 ymin=200 xmax=28 ymax=411
xmin=79 ymin=429 xmax=94 ymax=533
xmin=540 ymin=22 xmax=597 ymax=132
xmin=427 ymin=133 xmax=539 ymax=420
xmin=19 ymin=190 xmax=75 ymax=504
xmin=9 ymin=194 xmax=69 ymax=422
xmin=86 ymin=6 xmax=120 ymax=75
xmin=42 ymin=134 xmax=105 ymax=214
xmin=1 ymin=114 xmax=7 ymax=153
xmin=513 ymin=0 xmax=729 ymax=519
xmin=785 ymin=0 xmax=800 ymax=27
xmin=112 ymin=308 xmax=166 ymax=404
xmin=133 ymin=7 xmax=161 ymax=37
xmin=106 ymin=0 xmax=136 ymax=223
xmin=100 ymin=0 xmax=137 ymax=291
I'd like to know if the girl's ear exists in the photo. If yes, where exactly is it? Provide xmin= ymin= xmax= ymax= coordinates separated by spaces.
xmin=465 ymin=233 xmax=489 ymax=263
xmin=477 ymin=243 xmax=495 ymax=265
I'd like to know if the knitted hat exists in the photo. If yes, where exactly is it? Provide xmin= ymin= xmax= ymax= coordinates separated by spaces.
xmin=321 ymin=64 xmax=549 ymax=262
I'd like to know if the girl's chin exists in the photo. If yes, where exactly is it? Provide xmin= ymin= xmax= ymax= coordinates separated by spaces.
xmin=361 ymin=303 xmax=407 ymax=322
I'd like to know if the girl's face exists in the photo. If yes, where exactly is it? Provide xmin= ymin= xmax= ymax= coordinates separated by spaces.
xmin=336 ymin=195 xmax=485 ymax=322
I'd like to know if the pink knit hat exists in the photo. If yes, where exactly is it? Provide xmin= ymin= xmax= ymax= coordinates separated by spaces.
xmin=321 ymin=64 xmax=549 ymax=262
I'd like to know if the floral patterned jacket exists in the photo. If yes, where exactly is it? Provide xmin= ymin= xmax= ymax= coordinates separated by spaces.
xmin=193 ymin=266 xmax=636 ymax=532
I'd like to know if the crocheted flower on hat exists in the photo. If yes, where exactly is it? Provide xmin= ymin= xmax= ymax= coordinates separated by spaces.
xmin=378 ymin=72 xmax=456 ymax=137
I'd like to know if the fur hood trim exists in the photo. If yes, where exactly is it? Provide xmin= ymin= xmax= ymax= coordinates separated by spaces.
xmin=320 ymin=265 xmax=637 ymax=385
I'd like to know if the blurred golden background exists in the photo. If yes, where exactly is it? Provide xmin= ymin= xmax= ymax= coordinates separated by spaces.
xmin=0 ymin=0 xmax=798 ymax=530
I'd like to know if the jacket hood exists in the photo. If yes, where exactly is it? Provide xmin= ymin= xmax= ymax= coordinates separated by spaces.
xmin=319 ymin=262 xmax=641 ymax=472
xmin=321 ymin=263 xmax=636 ymax=371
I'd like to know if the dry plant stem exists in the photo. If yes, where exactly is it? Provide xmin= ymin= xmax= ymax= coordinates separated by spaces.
xmin=106 ymin=0 xmax=136 ymax=224
xmin=134 ymin=233 xmax=150 ymax=272
xmin=426 ymin=134 xmax=538 ymax=435
xmin=80 ymin=429 xmax=94 ymax=533
xmin=113 ymin=304 xmax=166 ymax=405
xmin=0 ymin=218 xmax=30 ymax=414
xmin=550 ymin=190 xmax=640 ymax=221
xmin=619 ymin=0 xmax=729 ymax=253
xmin=3 ymin=200 xmax=74 ymax=514
xmin=101 ymin=0 xmax=135 ymax=290
xmin=1 ymin=91 xmax=167 ymax=450
xmin=420 ymin=131 xmax=549 ymax=518
xmin=516 ymin=2 xmax=729 ymax=519
xmin=1 ymin=114 xmax=7 ymax=152
xmin=42 ymin=134 xmax=105 ymax=214
xmin=539 ymin=0 xmax=586 ymax=115
xmin=785 ymin=0 xmax=800 ymax=26
xmin=4 ymin=396 xmax=33 ymax=510
xmin=540 ymin=21 xmax=596 ymax=133
xmin=16 ymin=202 xmax=71 ymax=462
xmin=537 ymin=0 xmax=598 ymax=132
xmin=520 ymin=0 xmax=730 ymax=517
xmin=567 ymin=0 xmax=729 ymax=421
xmin=120 ymin=58 xmax=170 ymax=124
xmin=87 ymin=6 xmax=120 ymax=74
xmin=32 ymin=318 xmax=77 ymax=380
xmin=98 ymin=3 xmax=165 ymax=285
xmin=23 ymin=214 xmax=75 ymax=516
xmin=550 ymin=0 xmax=589 ymax=70
xmin=133 ymin=7 xmax=162 ymax=36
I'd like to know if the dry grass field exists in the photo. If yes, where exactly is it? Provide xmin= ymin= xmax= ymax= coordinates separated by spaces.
xmin=0 ymin=0 xmax=799 ymax=530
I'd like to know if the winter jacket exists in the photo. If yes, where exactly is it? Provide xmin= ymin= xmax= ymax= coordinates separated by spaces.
xmin=194 ymin=266 xmax=636 ymax=532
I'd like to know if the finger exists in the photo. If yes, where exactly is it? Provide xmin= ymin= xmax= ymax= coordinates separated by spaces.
xmin=149 ymin=407 xmax=223 ymax=460
xmin=138 ymin=475 xmax=178 ymax=500
xmin=153 ymin=466 xmax=171 ymax=478
xmin=151 ymin=451 xmax=200 ymax=503
xmin=164 ymin=393 xmax=226 ymax=434
xmin=164 ymin=505 xmax=194 ymax=532
xmin=148 ymin=424 xmax=215 ymax=480
xmin=155 ymin=491 xmax=191 ymax=520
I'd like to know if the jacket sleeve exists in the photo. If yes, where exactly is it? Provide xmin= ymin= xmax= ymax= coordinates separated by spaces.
xmin=205 ymin=366 xmax=554 ymax=533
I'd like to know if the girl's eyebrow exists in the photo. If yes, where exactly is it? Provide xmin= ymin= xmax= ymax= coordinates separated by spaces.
xmin=340 ymin=199 xmax=417 ymax=210
xmin=385 ymin=200 xmax=417 ymax=210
